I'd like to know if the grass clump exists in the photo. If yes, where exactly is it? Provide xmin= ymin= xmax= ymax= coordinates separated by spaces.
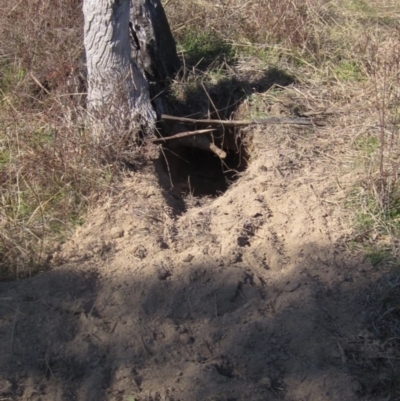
xmin=332 ymin=61 xmax=366 ymax=82
xmin=0 ymin=0 xmax=112 ymax=279
xmin=0 ymin=114 xmax=111 ymax=279
xmin=180 ymin=31 xmax=235 ymax=65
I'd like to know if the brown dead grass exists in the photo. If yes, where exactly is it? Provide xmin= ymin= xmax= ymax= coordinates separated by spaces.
xmin=0 ymin=0 xmax=101 ymax=278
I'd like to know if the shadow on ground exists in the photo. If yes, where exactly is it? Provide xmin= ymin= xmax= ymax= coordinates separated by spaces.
xmin=167 ymin=66 xmax=295 ymax=120
xmin=0 ymin=242 xmax=398 ymax=401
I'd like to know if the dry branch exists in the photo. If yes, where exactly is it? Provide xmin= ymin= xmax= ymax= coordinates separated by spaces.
xmin=152 ymin=129 xmax=226 ymax=158
xmin=161 ymin=114 xmax=324 ymax=127
xmin=152 ymin=128 xmax=218 ymax=143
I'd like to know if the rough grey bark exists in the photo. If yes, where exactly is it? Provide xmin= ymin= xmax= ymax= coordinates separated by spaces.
xmin=130 ymin=0 xmax=180 ymax=116
xmin=130 ymin=0 xmax=180 ymax=82
xmin=83 ymin=0 xmax=156 ymax=138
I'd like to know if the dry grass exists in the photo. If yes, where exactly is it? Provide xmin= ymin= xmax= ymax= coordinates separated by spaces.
xmin=0 ymin=0 xmax=107 ymax=278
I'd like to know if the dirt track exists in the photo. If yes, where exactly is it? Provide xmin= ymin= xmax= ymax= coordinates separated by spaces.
xmin=0 ymin=124 xmax=397 ymax=401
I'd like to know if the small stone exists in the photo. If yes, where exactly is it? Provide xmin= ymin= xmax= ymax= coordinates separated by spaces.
xmin=182 ymin=254 xmax=194 ymax=263
xmin=259 ymin=377 xmax=272 ymax=388
xmin=83 ymin=251 xmax=94 ymax=259
xmin=284 ymin=281 xmax=301 ymax=292
xmin=158 ymin=268 xmax=172 ymax=281
xmin=133 ymin=245 xmax=147 ymax=260
xmin=111 ymin=228 xmax=124 ymax=239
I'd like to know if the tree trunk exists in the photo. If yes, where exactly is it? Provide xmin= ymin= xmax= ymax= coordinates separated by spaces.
xmin=82 ymin=0 xmax=225 ymax=161
xmin=83 ymin=0 xmax=156 ymax=139
xmin=130 ymin=0 xmax=180 ymax=117
xmin=130 ymin=0 xmax=180 ymax=83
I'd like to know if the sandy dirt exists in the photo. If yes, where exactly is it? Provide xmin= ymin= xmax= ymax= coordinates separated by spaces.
xmin=0 ymin=123 xmax=398 ymax=401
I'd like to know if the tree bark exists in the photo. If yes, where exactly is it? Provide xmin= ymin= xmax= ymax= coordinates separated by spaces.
xmin=130 ymin=0 xmax=180 ymax=117
xmin=83 ymin=0 xmax=156 ymax=139
xmin=130 ymin=0 xmax=180 ymax=83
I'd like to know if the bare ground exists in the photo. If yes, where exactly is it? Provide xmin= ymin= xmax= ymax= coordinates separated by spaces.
xmin=0 ymin=123 xmax=398 ymax=401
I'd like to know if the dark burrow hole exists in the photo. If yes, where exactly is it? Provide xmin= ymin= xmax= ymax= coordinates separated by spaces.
xmin=157 ymin=128 xmax=250 ymax=198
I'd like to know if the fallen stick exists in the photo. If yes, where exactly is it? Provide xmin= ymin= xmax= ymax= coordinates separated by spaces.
xmin=161 ymin=114 xmax=324 ymax=126
xmin=208 ymin=142 xmax=227 ymax=159
xmin=153 ymin=129 xmax=226 ymax=158
xmin=152 ymin=128 xmax=218 ymax=143
xmin=153 ymin=113 xmax=322 ymax=158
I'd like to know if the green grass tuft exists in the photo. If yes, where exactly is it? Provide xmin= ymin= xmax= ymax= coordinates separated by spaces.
xmin=180 ymin=30 xmax=235 ymax=65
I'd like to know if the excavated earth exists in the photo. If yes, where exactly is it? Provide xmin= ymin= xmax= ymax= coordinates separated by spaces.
xmin=0 ymin=122 xmax=398 ymax=401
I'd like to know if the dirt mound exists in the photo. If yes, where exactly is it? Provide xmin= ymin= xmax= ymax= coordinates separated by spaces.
xmin=0 ymin=125 xmax=397 ymax=401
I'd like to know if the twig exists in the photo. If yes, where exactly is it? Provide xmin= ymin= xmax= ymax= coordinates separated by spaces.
xmin=45 ymin=355 xmax=56 ymax=379
xmin=208 ymin=142 xmax=227 ymax=158
xmin=7 ymin=0 xmax=24 ymax=16
xmin=383 ymin=337 xmax=400 ymax=346
xmin=30 ymin=72 xmax=50 ymax=95
xmin=153 ymin=129 xmax=227 ymax=158
xmin=152 ymin=128 xmax=218 ymax=143
xmin=161 ymin=114 xmax=323 ymax=127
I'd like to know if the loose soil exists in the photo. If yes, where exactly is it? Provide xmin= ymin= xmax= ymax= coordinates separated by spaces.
xmin=0 ymin=123 xmax=397 ymax=401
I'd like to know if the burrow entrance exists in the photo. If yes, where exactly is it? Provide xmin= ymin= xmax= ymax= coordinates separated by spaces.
xmin=157 ymin=128 xmax=250 ymax=198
